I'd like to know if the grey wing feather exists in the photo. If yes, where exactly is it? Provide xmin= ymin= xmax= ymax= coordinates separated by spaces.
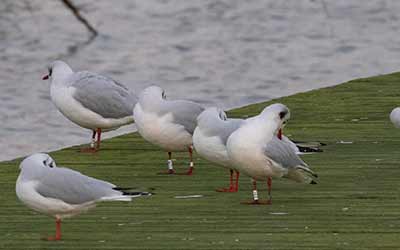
xmin=70 ymin=71 xmax=137 ymax=119
xmin=264 ymin=137 xmax=308 ymax=169
xmin=162 ymin=100 xmax=204 ymax=134
xmin=218 ymin=119 xmax=243 ymax=145
xmin=36 ymin=167 xmax=119 ymax=204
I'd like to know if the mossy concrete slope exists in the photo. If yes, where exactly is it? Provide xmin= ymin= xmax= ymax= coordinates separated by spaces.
xmin=1 ymin=73 xmax=400 ymax=249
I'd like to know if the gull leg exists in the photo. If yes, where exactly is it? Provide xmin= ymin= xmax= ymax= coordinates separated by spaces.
xmin=43 ymin=218 xmax=62 ymax=241
xmin=177 ymin=146 xmax=194 ymax=175
xmin=267 ymin=177 xmax=272 ymax=205
xmin=186 ymin=145 xmax=194 ymax=175
xmin=216 ymin=169 xmax=237 ymax=192
xmin=80 ymin=130 xmax=98 ymax=153
xmin=241 ymin=179 xmax=271 ymax=205
xmin=96 ymin=128 xmax=102 ymax=150
xmin=234 ymin=170 xmax=240 ymax=192
xmin=158 ymin=152 xmax=176 ymax=175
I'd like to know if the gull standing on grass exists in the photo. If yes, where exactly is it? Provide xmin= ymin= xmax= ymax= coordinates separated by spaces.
xmin=193 ymin=107 xmax=243 ymax=192
xmin=227 ymin=103 xmax=318 ymax=204
xmin=193 ymin=106 xmax=322 ymax=193
xmin=16 ymin=153 xmax=151 ymax=241
xmin=42 ymin=60 xmax=137 ymax=152
xmin=133 ymin=86 xmax=204 ymax=175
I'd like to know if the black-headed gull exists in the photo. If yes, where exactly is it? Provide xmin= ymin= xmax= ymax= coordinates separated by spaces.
xmin=16 ymin=153 xmax=151 ymax=241
xmin=42 ymin=61 xmax=137 ymax=152
xmin=193 ymin=107 xmax=242 ymax=192
xmin=227 ymin=103 xmax=318 ymax=204
xmin=193 ymin=106 xmax=321 ymax=193
xmin=133 ymin=86 xmax=204 ymax=175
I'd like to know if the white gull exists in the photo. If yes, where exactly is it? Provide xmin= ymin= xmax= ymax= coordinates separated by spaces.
xmin=133 ymin=86 xmax=204 ymax=175
xmin=16 ymin=153 xmax=151 ymax=241
xmin=42 ymin=60 xmax=137 ymax=152
xmin=226 ymin=103 xmax=318 ymax=204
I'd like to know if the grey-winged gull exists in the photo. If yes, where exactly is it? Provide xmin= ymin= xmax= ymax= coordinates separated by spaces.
xmin=16 ymin=153 xmax=151 ymax=240
xmin=133 ymin=86 xmax=204 ymax=175
xmin=42 ymin=60 xmax=137 ymax=152
xmin=226 ymin=103 xmax=318 ymax=204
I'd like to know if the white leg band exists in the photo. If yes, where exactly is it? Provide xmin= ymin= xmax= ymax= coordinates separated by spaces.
xmin=252 ymin=190 xmax=259 ymax=201
xmin=167 ymin=160 xmax=173 ymax=170
xmin=189 ymin=162 xmax=194 ymax=167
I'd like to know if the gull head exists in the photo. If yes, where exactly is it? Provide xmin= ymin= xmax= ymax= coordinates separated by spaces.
xmin=198 ymin=107 xmax=227 ymax=121
xmin=196 ymin=107 xmax=227 ymax=127
xmin=141 ymin=85 xmax=166 ymax=99
xmin=42 ymin=60 xmax=73 ymax=81
xmin=260 ymin=103 xmax=290 ymax=136
xmin=139 ymin=85 xmax=167 ymax=109
xmin=19 ymin=153 xmax=56 ymax=179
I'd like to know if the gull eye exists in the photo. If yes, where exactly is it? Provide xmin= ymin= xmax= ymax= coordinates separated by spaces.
xmin=161 ymin=91 xmax=166 ymax=99
xmin=49 ymin=162 xmax=54 ymax=168
xmin=43 ymin=160 xmax=47 ymax=166
xmin=48 ymin=67 xmax=53 ymax=76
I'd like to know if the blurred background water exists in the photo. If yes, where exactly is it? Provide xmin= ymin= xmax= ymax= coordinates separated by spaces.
xmin=1 ymin=0 xmax=400 ymax=161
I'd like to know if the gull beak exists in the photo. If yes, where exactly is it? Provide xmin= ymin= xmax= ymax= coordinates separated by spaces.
xmin=42 ymin=74 xmax=49 ymax=80
xmin=277 ymin=128 xmax=282 ymax=140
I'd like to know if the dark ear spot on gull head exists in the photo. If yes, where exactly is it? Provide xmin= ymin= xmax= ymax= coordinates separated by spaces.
xmin=218 ymin=110 xmax=227 ymax=121
xmin=42 ymin=67 xmax=52 ymax=80
xmin=42 ymin=157 xmax=56 ymax=168
xmin=279 ymin=110 xmax=288 ymax=119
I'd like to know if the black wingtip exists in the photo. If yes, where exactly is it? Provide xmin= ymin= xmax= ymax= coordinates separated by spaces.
xmin=113 ymin=187 xmax=154 ymax=196
xmin=310 ymin=180 xmax=317 ymax=185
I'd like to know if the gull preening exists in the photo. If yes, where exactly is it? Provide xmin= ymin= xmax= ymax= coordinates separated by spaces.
xmin=193 ymin=107 xmax=243 ymax=192
xmin=193 ymin=106 xmax=321 ymax=193
xmin=133 ymin=86 xmax=204 ymax=175
xmin=227 ymin=103 xmax=318 ymax=204
xmin=43 ymin=60 xmax=137 ymax=152
xmin=16 ymin=153 xmax=151 ymax=241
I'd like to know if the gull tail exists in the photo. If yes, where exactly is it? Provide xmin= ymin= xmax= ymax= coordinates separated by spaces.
xmin=113 ymin=187 xmax=153 ymax=197
xmin=286 ymin=165 xmax=318 ymax=184
xmin=100 ymin=188 xmax=153 ymax=202
xmin=293 ymin=140 xmax=326 ymax=153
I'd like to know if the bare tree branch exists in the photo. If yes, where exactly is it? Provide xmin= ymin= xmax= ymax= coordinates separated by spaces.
xmin=60 ymin=0 xmax=98 ymax=37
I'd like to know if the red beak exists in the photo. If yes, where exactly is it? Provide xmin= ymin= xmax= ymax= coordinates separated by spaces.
xmin=277 ymin=128 xmax=282 ymax=140
xmin=42 ymin=74 xmax=49 ymax=80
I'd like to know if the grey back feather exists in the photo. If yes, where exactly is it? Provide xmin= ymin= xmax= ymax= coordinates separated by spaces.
xmin=203 ymin=118 xmax=243 ymax=145
xmin=160 ymin=100 xmax=204 ymax=135
xmin=70 ymin=71 xmax=137 ymax=119
xmin=264 ymin=137 xmax=308 ymax=169
xmin=36 ymin=167 xmax=120 ymax=204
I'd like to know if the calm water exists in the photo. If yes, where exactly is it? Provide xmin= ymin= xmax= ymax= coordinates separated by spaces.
xmin=1 ymin=0 xmax=400 ymax=161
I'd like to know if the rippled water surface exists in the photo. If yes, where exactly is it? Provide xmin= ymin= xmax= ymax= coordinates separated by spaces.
xmin=1 ymin=0 xmax=400 ymax=161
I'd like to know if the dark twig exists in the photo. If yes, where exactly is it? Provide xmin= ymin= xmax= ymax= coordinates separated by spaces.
xmin=60 ymin=0 xmax=98 ymax=37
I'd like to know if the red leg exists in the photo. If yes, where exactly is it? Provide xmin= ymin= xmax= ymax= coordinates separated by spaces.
xmin=216 ymin=169 xmax=237 ymax=192
xmin=96 ymin=128 xmax=102 ymax=150
xmin=177 ymin=146 xmax=194 ymax=175
xmin=80 ymin=130 xmax=98 ymax=153
xmin=43 ymin=218 xmax=62 ymax=241
xmin=241 ymin=179 xmax=271 ymax=205
xmin=158 ymin=152 xmax=176 ymax=175
xmin=234 ymin=170 xmax=240 ymax=192
xmin=267 ymin=177 xmax=272 ymax=205
xmin=186 ymin=146 xmax=194 ymax=175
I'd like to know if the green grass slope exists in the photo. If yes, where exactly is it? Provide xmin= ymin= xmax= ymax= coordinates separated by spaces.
xmin=1 ymin=73 xmax=400 ymax=249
